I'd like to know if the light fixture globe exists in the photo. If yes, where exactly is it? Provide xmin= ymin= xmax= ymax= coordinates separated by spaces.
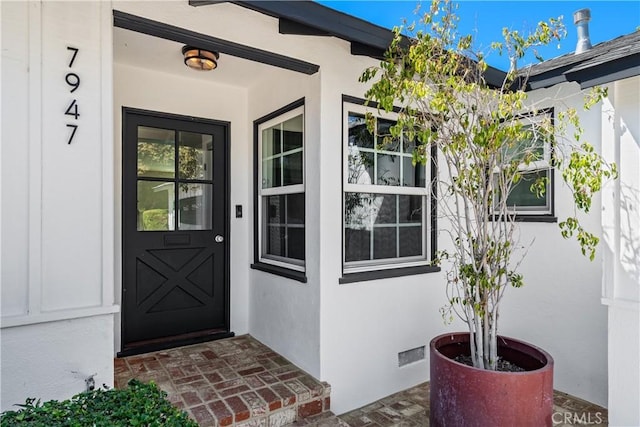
xmin=182 ymin=46 xmax=219 ymax=71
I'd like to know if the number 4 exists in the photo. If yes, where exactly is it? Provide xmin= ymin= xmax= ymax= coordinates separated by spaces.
xmin=65 ymin=99 xmax=79 ymax=119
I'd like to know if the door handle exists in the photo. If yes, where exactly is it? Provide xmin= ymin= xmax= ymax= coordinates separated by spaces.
xmin=215 ymin=235 xmax=224 ymax=243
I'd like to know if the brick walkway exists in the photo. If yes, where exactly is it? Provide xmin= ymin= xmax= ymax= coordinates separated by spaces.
xmin=115 ymin=335 xmax=608 ymax=426
xmin=114 ymin=335 xmax=331 ymax=426
xmin=338 ymin=383 xmax=609 ymax=427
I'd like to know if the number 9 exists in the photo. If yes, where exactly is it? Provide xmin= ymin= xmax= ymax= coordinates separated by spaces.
xmin=65 ymin=73 xmax=80 ymax=93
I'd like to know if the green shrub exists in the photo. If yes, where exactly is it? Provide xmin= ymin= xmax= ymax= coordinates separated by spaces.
xmin=0 ymin=379 xmax=197 ymax=427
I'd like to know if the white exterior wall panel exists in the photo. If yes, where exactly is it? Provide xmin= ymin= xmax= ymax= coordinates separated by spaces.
xmin=602 ymin=76 xmax=640 ymax=426
xmin=1 ymin=1 xmax=117 ymax=410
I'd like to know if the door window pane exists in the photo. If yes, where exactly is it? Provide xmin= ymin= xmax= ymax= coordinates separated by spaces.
xmin=178 ymin=131 xmax=213 ymax=180
xmin=178 ymin=183 xmax=212 ymax=230
xmin=137 ymin=126 xmax=175 ymax=178
xmin=137 ymin=181 xmax=175 ymax=231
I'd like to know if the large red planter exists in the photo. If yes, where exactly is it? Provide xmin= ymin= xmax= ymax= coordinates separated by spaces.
xmin=430 ymin=332 xmax=554 ymax=427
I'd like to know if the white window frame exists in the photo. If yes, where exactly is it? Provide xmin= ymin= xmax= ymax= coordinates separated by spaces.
xmin=257 ymin=105 xmax=305 ymax=272
xmin=495 ymin=111 xmax=554 ymax=216
xmin=343 ymin=103 xmax=431 ymax=274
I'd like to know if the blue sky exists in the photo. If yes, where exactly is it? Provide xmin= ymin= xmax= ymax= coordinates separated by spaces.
xmin=316 ymin=1 xmax=640 ymax=70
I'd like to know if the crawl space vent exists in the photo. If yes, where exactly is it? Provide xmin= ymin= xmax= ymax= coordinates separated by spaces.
xmin=398 ymin=345 xmax=425 ymax=367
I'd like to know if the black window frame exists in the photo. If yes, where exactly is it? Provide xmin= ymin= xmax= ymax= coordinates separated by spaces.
xmin=491 ymin=108 xmax=557 ymax=223
xmin=251 ymin=98 xmax=307 ymax=283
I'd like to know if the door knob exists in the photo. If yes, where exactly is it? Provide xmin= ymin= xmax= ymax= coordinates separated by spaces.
xmin=215 ymin=235 xmax=224 ymax=243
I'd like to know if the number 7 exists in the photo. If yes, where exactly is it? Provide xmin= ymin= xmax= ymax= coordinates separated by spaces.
xmin=67 ymin=46 xmax=79 ymax=68
xmin=66 ymin=124 xmax=78 ymax=144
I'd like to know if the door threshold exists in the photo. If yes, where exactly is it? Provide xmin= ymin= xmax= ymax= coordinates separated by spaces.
xmin=117 ymin=330 xmax=235 ymax=357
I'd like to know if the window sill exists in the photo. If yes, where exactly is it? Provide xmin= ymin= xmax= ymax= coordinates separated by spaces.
xmin=491 ymin=215 xmax=558 ymax=223
xmin=339 ymin=265 xmax=441 ymax=284
xmin=251 ymin=262 xmax=307 ymax=283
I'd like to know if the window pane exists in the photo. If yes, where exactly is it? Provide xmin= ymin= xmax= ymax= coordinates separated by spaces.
xmin=265 ymin=195 xmax=284 ymax=224
xmin=262 ymin=157 xmax=282 ymax=189
xmin=506 ymin=170 xmax=549 ymax=208
xmin=288 ymin=227 xmax=305 ymax=260
xmin=377 ymin=119 xmax=399 ymax=152
xmin=376 ymin=154 xmax=400 ymax=186
xmin=137 ymin=126 xmax=175 ymax=178
xmin=178 ymin=183 xmax=212 ymax=230
xmin=263 ymin=194 xmax=305 ymax=260
xmin=262 ymin=128 xmax=281 ymax=158
xmin=348 ymin=113 xmax=373 ymax=148
xmin=348 ymin=150 xmax=374 ymax=185
xmin=399 ymin=195 xmax=422 ymax=223
xmin=266 ymin=226 xmax=286 ymax=257
xmin=137 ymin=181 xmax=175 ymax=231
xmin=403 ymin=157 xmax=426 ymax=187
xmin=504 ymin=126 xmax=545 ymax=163
xmin=287 ymin=193 xmax=305 ymax=224
xmin=283 ymin=151 xmax=303 ymax=186
xmin=399 ymin=226 xmax=422 ymax=257
xmin=376 ymin=195 xmax=397 ymax=224
xmin=178 ymin=131 xmax=213 ymax=180
xmin=373 ymin=227 xmax=396 ymax=259
xmin=403 ymin=132 xmax=417 ymax=154
xmin=282 ymin=115 xmax=303 ymax=152
xmin=345 ymin=228 xmax=371 ymax=262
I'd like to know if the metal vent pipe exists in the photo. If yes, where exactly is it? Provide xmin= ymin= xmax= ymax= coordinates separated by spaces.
xmin=574 ymin=8 xmax=592 ymax=54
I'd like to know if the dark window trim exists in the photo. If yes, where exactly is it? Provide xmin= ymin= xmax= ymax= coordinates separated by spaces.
xmin=341 ymin=95 xmax=438 ymax=283
xmin=490 ymin=215 xmax=558 ymax=223
xmin=250 ymin=262 xmax=307 ymax=283
xmin=253 ymin=98 xmax=306 ymax=282
xmin=112 ymin=10 xmax=319 ymax=75
xmin=340 ymin=265 xmax=441 ymax=284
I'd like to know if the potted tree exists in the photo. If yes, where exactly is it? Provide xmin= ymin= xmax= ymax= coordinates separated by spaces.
xmin=360 ymin=1 xmax=616 ymax=425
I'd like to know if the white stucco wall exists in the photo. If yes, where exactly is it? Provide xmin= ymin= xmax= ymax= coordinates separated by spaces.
xmin=247 ymin=72 xmax=323 ymax=378
xmin=0 ymin=315 xmax=115 ymax=411
xmin=1 ymin=1 xmax=117 ymax=410
xmin=601 ymin=76 xmax=640 ymax=426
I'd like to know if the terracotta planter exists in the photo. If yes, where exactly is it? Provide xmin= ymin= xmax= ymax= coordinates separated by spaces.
xmin=430 ymin=332 xmax=554 ymax=427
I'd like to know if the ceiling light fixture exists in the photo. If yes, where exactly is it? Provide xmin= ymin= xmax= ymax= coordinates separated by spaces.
xmin=182 ymin=46 xmax=219 ymax=71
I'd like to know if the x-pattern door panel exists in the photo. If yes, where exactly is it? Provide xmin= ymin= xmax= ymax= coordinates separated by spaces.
xmin=122 ymin=108 xmax=229 ymax=350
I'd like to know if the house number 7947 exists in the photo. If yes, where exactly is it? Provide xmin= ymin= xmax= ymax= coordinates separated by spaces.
xmin=65 ymin=46 xmax=80 ymax=144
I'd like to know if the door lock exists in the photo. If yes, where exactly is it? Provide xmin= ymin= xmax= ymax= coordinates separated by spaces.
xmin=215 ymin=235 xmax=224 ymax=243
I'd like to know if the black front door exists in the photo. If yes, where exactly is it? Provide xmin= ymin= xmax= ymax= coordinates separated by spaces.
xmin=121 ymin=108 xmax=231 ymax=354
